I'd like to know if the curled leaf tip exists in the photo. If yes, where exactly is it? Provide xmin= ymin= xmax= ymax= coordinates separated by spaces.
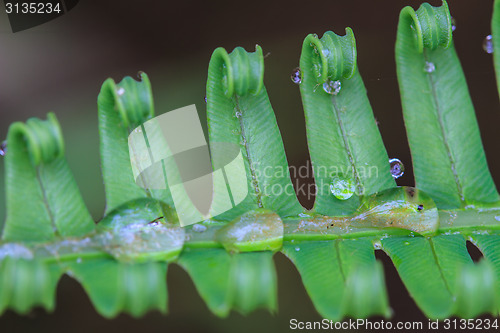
xmin=210 ymin=45 xmax=264 ymax=98
xmin=99 ymin=72 xmax=154 ymax=129
xmin=9 ymin=112 xmax=64 ymax=166
xmin=401 ymin=0 xmax=452 ymax=53
xmin=303 ymin=27 xmax=357 ymax=83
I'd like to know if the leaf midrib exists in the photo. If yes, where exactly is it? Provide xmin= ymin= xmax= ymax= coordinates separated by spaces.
xmin=234 ymin=95 xmax=263 ymax=208
xmin=36 ymin=166 xmax=57 ymax=236
xmin=423 ymin=49 xmax=465 ymax=205
xmin=428 ymin=237 xmax=453 ymax=294
xmin=331 ymin=95 xmax=363 ymax=194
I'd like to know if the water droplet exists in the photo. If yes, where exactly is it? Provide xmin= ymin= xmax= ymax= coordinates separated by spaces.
xmin=0 ymin=243 xmax=33 ymax=260
xmin=483 ymin=35 xmax=494 ymax=54
xmin=76 ymin=257 xmax=82 ymax=264
xmin=235 ymin=111 xmax=242 ymax=118
xmin=192 ymin=223 xmax=207 ymax=233
xmin=330 ymin=176 xmax=355 ymax=200
xmin=117 ymin=87 xmax=125 ymax=96
xmin=290 ymin=67 xmax=302 ymax=84
xmin=295 ymin=247 xmax=300 ymax=251
xmin=389 ymin=158 xmax=405 ymax=179
xmin=495 ymin=216 xmax=500 ymax=222
xmin=216 ymin=209 xmax=283 ymax=253
xmin=204 ymin=95 xmax=207 ymax=103
xmin=404 ymin=241 xmax=410 ymax=245
xmin=322 ymin=80 xmax=341 ymax=95
xmin=424 ymin=61 xmax=435 ymax=73
xmin=373 ymin=242 xmax=382 ymax=250
xmin=0 ymin=141 xmax=6 ymax=156
xmin=100 ymin=224 xmax=184 ymax=262
xmin=451 ymin=17 xmax=456 ymax=32
xmin=97 ymin=198 xmax=184 ymax=262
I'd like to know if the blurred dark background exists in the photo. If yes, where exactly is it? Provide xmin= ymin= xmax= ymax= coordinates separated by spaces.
xmin=0 ymin=0 xmax=499 ymax=331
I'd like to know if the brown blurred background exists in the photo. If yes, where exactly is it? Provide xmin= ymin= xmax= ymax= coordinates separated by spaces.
xmin=0 ymin=0 xmax=499 ymax=331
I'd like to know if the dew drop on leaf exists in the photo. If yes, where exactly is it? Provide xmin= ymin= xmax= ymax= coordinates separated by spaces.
xmin=389 ymin=158 xmax=405 ymax=179
xmin=330 ymin=175 xmax=355 ymax=200
xmin=424 ymin=61 xmax=435 ymax=73
xmin=97 ymin=198 xmax=184 ymax=262
xmin=451 ymin=17 xmax=456 ymax=32
xmin=216 ymin=209 xmax=283 ymax=253
xmin=204 ymin=95 xmax=207 ymax=103
xmin=0 ymin=243 xmax=33 ymax=260
xmin=291 ymin=67 xmax=302 ymax=84
xmin=295 ymin=247 xmax=300 ymax=252
xmin=322 ymin=80 xmax=341 ymax=95
xmin=117 ymin=87 xmax=125 ymax=96
xmin=495 ymin=216 xmax=500 ymax=222
xmin=0 ymin=140 xmax=6 ymax=156
xmin=100 ymin=223 xmax=185 ymax=262
xmin=483 ymin=35 xmax=494 ymax=54
xmin=192 ymin=223 xmax=207 ymax=233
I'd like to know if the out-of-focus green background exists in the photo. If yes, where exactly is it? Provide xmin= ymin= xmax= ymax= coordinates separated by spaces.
xmin=0 ymin=0 xmax=499 ymax=331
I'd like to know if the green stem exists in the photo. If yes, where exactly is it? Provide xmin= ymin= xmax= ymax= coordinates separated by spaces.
xmin=3 ymin=207 xmax=500 ymax=265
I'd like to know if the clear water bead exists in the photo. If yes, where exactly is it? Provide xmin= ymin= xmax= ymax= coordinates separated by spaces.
xmin=117 ymin=87 xmax=125 ymax=96
xmin=389 ymin=158 xmax=405 ymax=179
xmin=483 ymin=35 xmax=494 ymax=54
xmin=216 ymin=209 xmax=283 ymax=253
xmin=323 ymin=80 xmax=341 ymax=95
xmin=424 ymin=61 xmax=435 ymax=73
xmin=192 ymin=223 xmax=207 ymax=233
xmin=451 ymin=17 xmax=456 ymax=32
xmin=291 ymin=67 xmax=302 ymax=84
xmin=0 ymin=141 xmax=6 ymax=156
xmin=330 ymin=176 xmax=355 ymax=200
xmin=0 ymin=243 xmax=33 ymax=260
